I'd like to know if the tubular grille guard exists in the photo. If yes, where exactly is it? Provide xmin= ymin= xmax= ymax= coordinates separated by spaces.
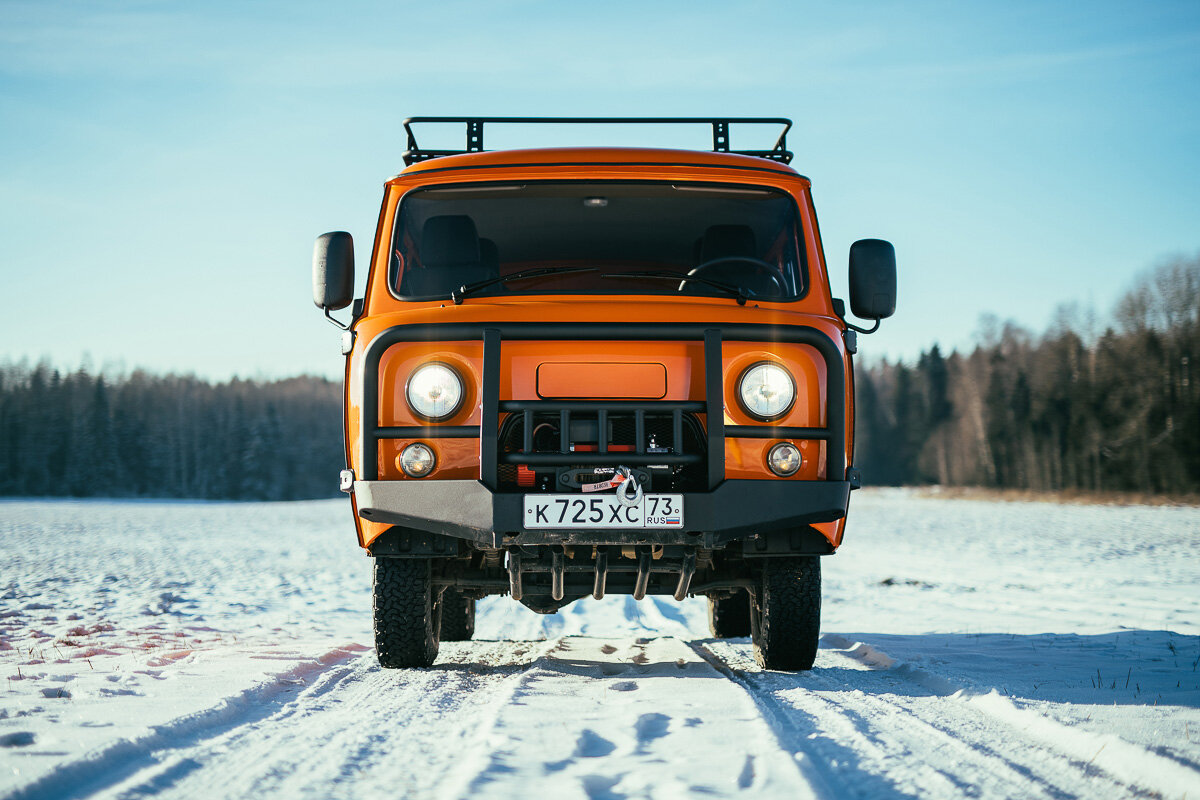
xmin=359 ymin=323 xmax=847 ymax=490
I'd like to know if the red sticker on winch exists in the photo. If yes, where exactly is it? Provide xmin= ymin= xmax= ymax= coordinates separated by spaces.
xmin=581 ymin=474 xmax=626 ymax=493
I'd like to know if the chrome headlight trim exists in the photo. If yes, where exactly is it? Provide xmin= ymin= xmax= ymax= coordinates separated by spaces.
xmin=405 ymin=362 xmax=465 ymax=421
xmin=399 ymin=442 xmax=436 ymax=478
xmin=767 ymin=441 xmax=802 ymax=476
xmin=736 ymin=361 xmax=796 ymax=422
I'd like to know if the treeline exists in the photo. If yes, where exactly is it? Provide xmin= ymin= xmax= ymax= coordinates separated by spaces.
xmin=2 ymin=256 xmax=1196 ymax=500
xmin=856 ymin=255 xmax=1200 ymax=494
xmin=0 ymin=367 xmax=343 ymax=500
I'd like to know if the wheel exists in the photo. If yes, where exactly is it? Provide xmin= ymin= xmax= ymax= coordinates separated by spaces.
xmin=373 ymin=558 xmax=440 ymax=668
xmin=439 ymin=591 xmax=475 ymax=641
xmin=707 ymin=592 xmax=751 ymax=638
xmin=752 ymin=557 xmax=821 ymax=670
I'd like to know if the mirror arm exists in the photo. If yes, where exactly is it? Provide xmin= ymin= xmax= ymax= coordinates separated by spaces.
xmin=842 ymin=317 xmax=881 ymax=335
xmin=323 ymin=307 xmax=351 ymax=331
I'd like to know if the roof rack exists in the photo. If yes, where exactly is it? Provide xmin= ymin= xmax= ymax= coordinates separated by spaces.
xmin=401 ymin=117 xmax=793 ymax=166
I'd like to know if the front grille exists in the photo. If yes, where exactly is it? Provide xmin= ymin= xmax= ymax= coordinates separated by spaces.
xmin=496 ymin=404 xmax=708 ymax=493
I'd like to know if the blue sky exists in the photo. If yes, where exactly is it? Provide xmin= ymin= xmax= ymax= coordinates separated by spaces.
xmin=2 ymin=0 xmax=1198 ymax=379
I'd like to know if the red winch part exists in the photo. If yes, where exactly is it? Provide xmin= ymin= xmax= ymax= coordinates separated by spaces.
xmin=516 ymin=464 xmax=536 ymax=487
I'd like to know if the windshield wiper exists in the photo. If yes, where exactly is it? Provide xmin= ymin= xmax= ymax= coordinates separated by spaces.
xmin=600 ymin=270 xmax=752 ymax=305
xmin=450 ymin=266 xmax=597 ymax=304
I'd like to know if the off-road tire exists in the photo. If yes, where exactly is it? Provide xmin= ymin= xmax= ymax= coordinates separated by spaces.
xmin=707 ymin=592 xmax=751 ymax=638
xmin=752 ymin=556 xmax=821 ymax=670
xmin=439 ymin=591 xmax=475 ymax=641
xmin=373 ymin=558 xmax=440 ymax=668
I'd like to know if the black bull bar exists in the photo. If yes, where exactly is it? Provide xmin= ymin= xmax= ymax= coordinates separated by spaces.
xmin=354 ymin=322 xmax=852 ymax=548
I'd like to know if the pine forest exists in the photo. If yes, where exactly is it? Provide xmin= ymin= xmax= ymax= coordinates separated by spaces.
xmin=2 ymin=256 xmax=1196 ymax=500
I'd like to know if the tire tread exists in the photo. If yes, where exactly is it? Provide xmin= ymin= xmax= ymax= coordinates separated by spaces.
xmin=754 ymin=556 xmax=821 ymax=670
xmin=373 ymin=559 xmax=439 ymax=668
xmin=440 ymin=592 xmax=475 ymax=641
xmin=707 ymin=592 xmax=752 ymax=638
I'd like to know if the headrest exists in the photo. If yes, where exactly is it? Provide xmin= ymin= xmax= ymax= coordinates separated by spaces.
xmin=699 ymin=225 xmax=757 ymax=263
xmin=421 ymin=215 xmax=480 ymax=268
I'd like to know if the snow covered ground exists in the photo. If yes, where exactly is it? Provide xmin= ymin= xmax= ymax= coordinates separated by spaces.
xmin=1 ymin=490 xmax=1198 ymax=799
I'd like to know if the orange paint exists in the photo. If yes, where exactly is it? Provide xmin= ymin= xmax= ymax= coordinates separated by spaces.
xmin=537 ymin=362 xmax=667 ymax=399
xmin=340 ymin=147 xmax=858 ymax=553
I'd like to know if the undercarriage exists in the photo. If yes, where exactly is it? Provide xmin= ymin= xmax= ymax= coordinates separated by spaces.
xmin=371 ymin=535 xmax=823 ymax=672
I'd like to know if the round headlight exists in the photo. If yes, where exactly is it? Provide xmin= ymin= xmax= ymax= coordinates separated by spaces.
xmin=399 ymin=443 xmax=436 ymax=478
xmin=737 ymin=362 xmax=795 ymax=421
xmin=767 ymin=442 xmax=802 ymax=476
xmin=405 ymin=363 xmax=464 ymax=420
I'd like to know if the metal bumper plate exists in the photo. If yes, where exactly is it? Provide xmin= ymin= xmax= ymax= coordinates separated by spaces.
xmin=354 ymin=479 xmax=850 ymax=548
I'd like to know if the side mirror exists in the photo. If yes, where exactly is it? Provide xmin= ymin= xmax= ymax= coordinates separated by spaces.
xmin=848 ymin=239 xmax=896 ymax=321
xmin=312 ymin=232 xmax=354 ymax=310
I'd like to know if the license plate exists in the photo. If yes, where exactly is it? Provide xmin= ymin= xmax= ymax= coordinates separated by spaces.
xmin=523 ymin=494 xmax=684 ymax=529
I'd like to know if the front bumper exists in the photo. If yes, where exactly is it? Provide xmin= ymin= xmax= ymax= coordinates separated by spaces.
xmin=354 ymin=478 xmax=850 ymax=549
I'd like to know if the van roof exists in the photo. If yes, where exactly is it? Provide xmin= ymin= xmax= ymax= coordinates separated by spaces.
xmin=393 ymin=146 xmax=804 ymax=181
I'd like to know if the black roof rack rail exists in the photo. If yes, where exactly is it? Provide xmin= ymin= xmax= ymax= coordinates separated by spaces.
xmin=401 ymin=117 xmax=793 ymax=166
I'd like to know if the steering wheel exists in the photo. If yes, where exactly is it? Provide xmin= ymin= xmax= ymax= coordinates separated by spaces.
xmin=682 ymin=256 xmax=786 ymax=297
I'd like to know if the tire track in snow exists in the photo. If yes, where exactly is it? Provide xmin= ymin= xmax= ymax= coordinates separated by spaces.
xmin=700 ymin=638 xmax=1094 ymax=798
xmin=3 ymin=644 xmax=369 ymax=800
xmin=435 ymin=635 xmax=820 ymax=800
xmin=688 ymin=639 xmax=899 ymax=800
xmin=701 ymin=636 xmax=1196 ymax=799
xmin=823 ymin=634 xmax=1200 ymax=799
xmin=76 ymin=639 xmax=560 ymax=800
xmin=705 ymin=638 xmax=1120 ymax=798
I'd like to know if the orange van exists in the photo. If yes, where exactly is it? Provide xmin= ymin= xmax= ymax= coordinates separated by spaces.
xmin=311 ymin=117 xmax=896 ymax=669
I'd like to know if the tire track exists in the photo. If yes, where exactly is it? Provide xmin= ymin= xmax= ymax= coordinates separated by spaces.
xmin=3 ymin=645 xmax=368 ymax=800
xmin=435 ymin=635 xmax=820 ymax=799
xmin=87 ymin=639 xmax=560 ymax=800
xmin=700 ymin=637 xmax=1195 ymax=799
xmin=688 ymin=639 xmax=904 ymax=800
xmin=824 ymin=634 xmax=1200 ymax=798
xmin=9 ymin=631 xmax=1192 ymax=800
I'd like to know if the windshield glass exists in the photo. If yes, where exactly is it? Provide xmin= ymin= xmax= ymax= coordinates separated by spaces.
xmin=390 ymin=182 xmax=806 ymax=301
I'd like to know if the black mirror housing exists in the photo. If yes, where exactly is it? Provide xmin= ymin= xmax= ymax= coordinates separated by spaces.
xmin=312 ymin=232 xmax=355 ymax=310
xmin=848 ymin=239 xmax=896 ymax=320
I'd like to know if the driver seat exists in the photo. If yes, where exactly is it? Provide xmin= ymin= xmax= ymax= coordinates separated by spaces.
xmin=697 ymin=224 xmax=757 ymax=263
xmin=403 ymin=215 xmax=496 ymax=296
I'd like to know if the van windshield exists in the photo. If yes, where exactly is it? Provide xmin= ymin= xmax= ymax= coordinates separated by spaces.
xmin=390 ymin=182 xmax=806 ymax=302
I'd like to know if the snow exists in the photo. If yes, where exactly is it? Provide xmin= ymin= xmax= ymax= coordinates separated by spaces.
xmin=1 ymin=490 xmax=1198 ymax=799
